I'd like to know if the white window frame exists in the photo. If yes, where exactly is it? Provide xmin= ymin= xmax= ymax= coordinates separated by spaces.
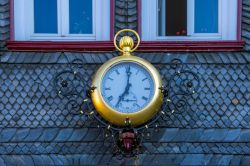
xmin=14 ymin=0 xmax=110 ymax=41
xmin=142 ymin=0 xmax=238 ymax=41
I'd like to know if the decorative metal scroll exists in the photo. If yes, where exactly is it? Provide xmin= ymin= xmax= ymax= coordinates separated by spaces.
xmin=53 ymin=56 xmax=200 ymax=158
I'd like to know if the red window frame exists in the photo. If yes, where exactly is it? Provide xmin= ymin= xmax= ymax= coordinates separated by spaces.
xmin=7 ymin=0 xmax=244 ymax=52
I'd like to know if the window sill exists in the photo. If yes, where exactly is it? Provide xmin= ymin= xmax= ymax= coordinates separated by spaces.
xmin=6 ymin=41 xmax=115 ymax=52
xmin=6 ymin=40 xmax=245 ymax=52
xmin=139 ymin=41 xmax=245 ymax=52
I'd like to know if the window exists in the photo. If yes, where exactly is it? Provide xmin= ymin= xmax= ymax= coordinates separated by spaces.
xmin=14 ymin=0 xmax=110 ymax=41
xmin=142 ymin=0 xmax=238 ymax=41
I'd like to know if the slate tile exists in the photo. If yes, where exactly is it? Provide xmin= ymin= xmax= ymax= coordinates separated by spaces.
xmin=2 ymin=156 xmax=20 ymax=166
xmin=237 ymin=130 xmax=250 ymax=142
xmin=50 ymin=155 xmax=70 ymax=166
xmin=68 ymin=128 xmax=88 ymax=141
xmin=23 ymin=128 xmax=43 ymax=142
xmin=19 ymin=155 xmax=34 ymax=166
xmin=11 ymin=128 xmax=30 ymax=142
xmin=46 ymin=53 xmax=60 ymax=64
xmin=40 ymin=155 xmax=55 ymax=165
xmin=173 ymin=129 xmax=193 ymax=142
xmin=153 ymin=155 xmax=178 ymax=165
xmin=82 ymin=128 xmax=101 ymax=142
xmin=181 ymin=154 xmax=212 ymax=165
xmin=39 ymin=128 xmax=59 ymax=142
xmin=241 ymin=156 xmax=250 ymax=166
xmin=0 ymin=128 xmax=16 ymax=142
xmin=32 ymin=155 xmax=45 ymax=165
xmin=0 ymin=157 xmax=5 ymax=166
xmin=241 ymin=52 xmax=250 ymax=63
xmin=218 ymin=155 xmax=233 ymax=165
xmin=199 ymin=129 xmax=228 ymax=142
xmin=225 ymin=129 xmax=241 ymax=141
xmin=229 ymin=156 xmax=242 ymax=166
xmin=54 ymin=128 xmax=73 ymax=142
xmin=160 ymin=128 xmax=179 ymax=142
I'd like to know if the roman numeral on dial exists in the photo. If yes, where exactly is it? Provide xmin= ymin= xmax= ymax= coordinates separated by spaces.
xmin=108 ymin=96 xmax=113 ymax=101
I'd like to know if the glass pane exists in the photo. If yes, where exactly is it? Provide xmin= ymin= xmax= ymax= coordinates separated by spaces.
xmin=69 ymin=0 xmax=93 ymax=34
xmin=34 ymin=0 xmax=58 ymax=33
xmin=158 ymin=0 xmax=187 ymax=36
xmin=158 ymin=0 xmax=166 ymax=36
xmin=195 ymin=0 xmax=218 ymax=33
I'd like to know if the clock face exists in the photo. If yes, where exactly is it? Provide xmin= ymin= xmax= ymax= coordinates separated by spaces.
xmin=101 ymin=62 xmax=155 ymax=113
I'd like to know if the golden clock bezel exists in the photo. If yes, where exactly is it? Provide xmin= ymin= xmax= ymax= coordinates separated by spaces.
xmin=91 ymin=55 xmax=164 ymax=127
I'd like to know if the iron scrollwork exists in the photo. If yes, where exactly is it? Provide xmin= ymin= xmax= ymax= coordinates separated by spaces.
xmin=53 ymin=57 xmax=200 ymax=158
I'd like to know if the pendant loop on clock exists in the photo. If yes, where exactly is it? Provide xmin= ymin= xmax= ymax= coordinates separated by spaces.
xmin=114 ymin=29 xmax=141 ymax=54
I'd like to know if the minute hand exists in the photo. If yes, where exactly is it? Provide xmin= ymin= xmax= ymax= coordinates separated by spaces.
xmin=124 ymin=66 xmax=132 ymax=94
xmin=116 ymin=66 xmax=132 ymax=107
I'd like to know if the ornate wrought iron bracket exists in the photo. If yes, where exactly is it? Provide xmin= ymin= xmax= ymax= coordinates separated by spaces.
xmin=53 ymin=57 xmax=200 ymax=158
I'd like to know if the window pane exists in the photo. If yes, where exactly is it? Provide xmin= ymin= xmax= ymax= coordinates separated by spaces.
xmin=195 ymin=0 xmax=218 ymax=33
xmin=34 ymin=0 xmax=58 ymax=33
xmin=158 ymin=0 xmax=187 ymax=36
xmin=158 ymin=0 xmax=166 ymax=36
xmin=69 ymin=0 xmax=93 ymax=34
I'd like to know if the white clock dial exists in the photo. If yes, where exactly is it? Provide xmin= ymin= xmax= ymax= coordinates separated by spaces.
xmin=101 ymin=62 xmax=155 ymax=113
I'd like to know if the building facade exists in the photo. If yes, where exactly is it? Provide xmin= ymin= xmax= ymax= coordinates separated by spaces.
xmin=0 ymin=0 xmax=250 ymax=165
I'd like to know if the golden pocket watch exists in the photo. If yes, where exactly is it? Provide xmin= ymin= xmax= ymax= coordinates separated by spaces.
xmin=91 ymin=29 xmax=164 ymax=127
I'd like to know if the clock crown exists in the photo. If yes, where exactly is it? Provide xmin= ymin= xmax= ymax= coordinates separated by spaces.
xmin=114 ymin=29 xmax=140 ymax=56
xmin=119 ymin=36 xmax=134 ymax=54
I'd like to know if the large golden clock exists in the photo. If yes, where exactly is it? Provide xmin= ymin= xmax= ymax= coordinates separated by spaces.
xmin=91 ymin=29 xmax=164 ymax=127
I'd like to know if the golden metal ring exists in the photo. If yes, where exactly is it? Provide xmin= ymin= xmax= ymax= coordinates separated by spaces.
xmin=114 ymin=29 xmax=141 ymax=53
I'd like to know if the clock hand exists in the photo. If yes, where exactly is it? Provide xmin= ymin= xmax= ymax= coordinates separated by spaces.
xmin=116 ymin=83 xmax=131 ymax=107
xmin=116 ymin=66 xmax=132 ymax=107
xmin=124 ymin=65 xmax=132 ymax=94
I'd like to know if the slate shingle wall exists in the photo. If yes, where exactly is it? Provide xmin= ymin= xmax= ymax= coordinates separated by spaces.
xmin=0 ymin=0 xmax=8 ymax=50
xmin=0 ymin=63 xmax=249 ymax=129
xmin=0 ymin=0 xmax=250 ymax=165
xmin=115 ymin=0 xmax=138 ymax=32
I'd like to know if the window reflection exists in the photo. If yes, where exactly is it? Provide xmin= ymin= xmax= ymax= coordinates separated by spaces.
xmin=34 ymin=0 xmax=58 ymax=33
xmin=69 ymin=0 xmax=93 ymax=34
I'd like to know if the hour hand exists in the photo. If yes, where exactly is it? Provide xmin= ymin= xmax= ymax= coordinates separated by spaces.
xmin=116 ymin=83 xmax=131 ymax=107
xmin=116 ymin=96 xmax=123 ymax=108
